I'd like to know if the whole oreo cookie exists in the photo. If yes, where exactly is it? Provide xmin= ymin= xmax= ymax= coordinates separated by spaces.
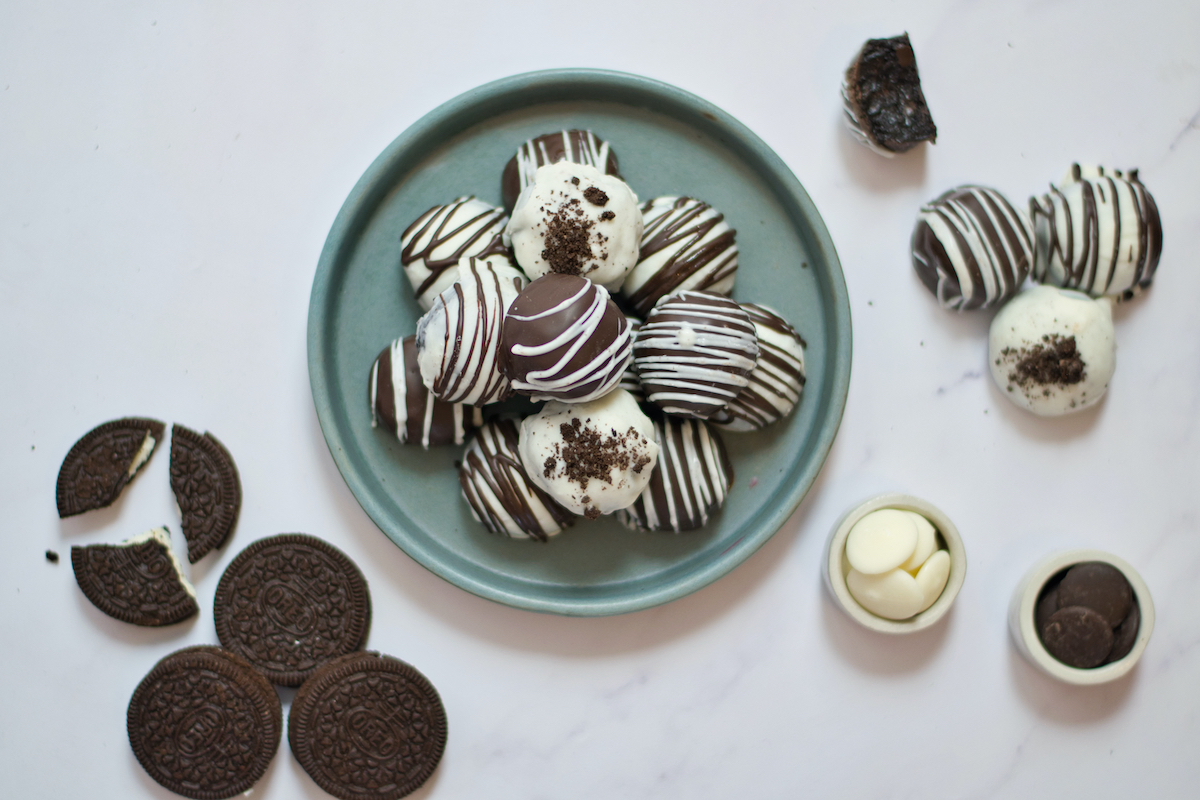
xmin=170 ymin=424 xmax=242 ymax=563
xmin=128 ymin=645 xmax=282 ymax=800
xmin=214 ymin=534 xmax=372 ymax=687
xmin=56 ymin=416 xmax=165 ymax=517
xmin=289 ymin=652 xmax=447 ymax=800
xmin=71 ymin=526 xmax=198 ymax=626
xmin=501 ymin=129 xmax=620 ymax=211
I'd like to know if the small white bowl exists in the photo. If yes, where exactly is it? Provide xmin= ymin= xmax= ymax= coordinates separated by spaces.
xmin=823 ymin=493 xmax=967 ymax=634
xmin=1009 ymin=549 xmax=1154 ymax=685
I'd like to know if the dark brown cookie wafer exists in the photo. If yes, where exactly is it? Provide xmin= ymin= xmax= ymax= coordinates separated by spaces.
xmin=56 ymin=416 xmax=165 ymax=517
xmin=214 ymin=534 xmax=372 ymax=687
xmin=71 ymin=526 xmax=198 ymax=626
xmin=170 ymin=424 xmax=241 ymax=563
xmin=128 ymin=645 xmax=282 ymax=800
xmin=289 ymin=652 xmax=447 ymax=800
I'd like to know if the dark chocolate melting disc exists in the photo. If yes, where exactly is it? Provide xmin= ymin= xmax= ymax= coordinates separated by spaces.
xmin=289 ymin=652 xmax=447 ymax=800
xmin=633 ymin=291 xmax=759 ymax=418
xmin=170 ymin=424 xmax=242 ymax=563
xmin=1040 ymin=605 xmax=1115 ymax=669
xmin=71 ymin=527 xmax=198 ymax=627
xmin=1056 ymin=561 xmax=1134 ymax=628
xmin=457 ymin=419 xmax=575 ymax=541
xmin=501 ymin=273 xmax=633 ymax=402
xmin=56 ymin=417 xmax=165 ymax=517
xmin=501 ymin=129 xmax=620 ymax=211
xmin=618 ymin=416 xmax=733 ymax=533
xmin=912 ymin=186 xmax=1034 ymax=310
xmin=1106 ymin=600 xmax=1140 ymax=664
xmin=842 ymin=33 xmax=937 ymax=155
xmin=128 ymin=646 xmax=282 ymax=800
xmin=370 ymin=335 xmax=480 ymax=448
xmin=214 ymin=534 xmax=372 ymax=687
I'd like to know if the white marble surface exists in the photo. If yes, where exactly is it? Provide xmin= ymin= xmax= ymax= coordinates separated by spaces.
xmin=3 ymin=1 xmax=1199 ymax=797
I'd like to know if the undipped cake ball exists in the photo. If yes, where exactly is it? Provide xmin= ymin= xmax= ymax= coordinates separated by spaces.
xmin=911 ymin=185 xmax=1034 ymax=310
xmin=633 ymin=291 xmax=759 ymax=419
xmin=400 ymin=196 xmax=510 ymax=311
xmin=501 ymin=129 xmax=621 ymax=212
xmin=988 ymin=285 xmax=1116 ymax=416
xmin=1029 ymin=164 xmax=1163 ymax=300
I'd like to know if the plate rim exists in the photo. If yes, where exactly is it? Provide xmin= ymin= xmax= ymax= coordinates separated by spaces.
xmin=308 ymin=68 xmax=852 ymax=616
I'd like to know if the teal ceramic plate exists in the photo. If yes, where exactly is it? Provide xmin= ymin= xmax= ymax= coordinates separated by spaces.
xmin=308 ymin=69 xmax=851 ymax=616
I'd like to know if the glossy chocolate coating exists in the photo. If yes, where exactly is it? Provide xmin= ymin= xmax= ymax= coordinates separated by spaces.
xmin=501 ymin=274 xmax=632 ymax=403
xmin=710 ymin=303 xmax=806 ymax=432
xmin=400 ymin=196 xmax=510 ymax=310
xmin=501 ymin=130 xmax=620 ymax=212
xmin=842 ymin=33 xmax=937 ymax=155
xmin=369 ymin=335 xmax=479 ymax=448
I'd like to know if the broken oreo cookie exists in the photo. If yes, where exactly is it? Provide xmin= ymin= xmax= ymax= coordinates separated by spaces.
xmin=56 ymin=417 xmax=165 ymax=517
xmin=214 ymin=534 xmax=372 ymax=687
xmin=170 ymin=424 xmax=241 ymax=563
xmin=842 ymin=33 xmax=937 ymax=156
xmin=71 ymin=526 xmax=198 ymax=627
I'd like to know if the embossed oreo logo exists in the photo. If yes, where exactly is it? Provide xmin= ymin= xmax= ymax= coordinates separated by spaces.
xmin=345 ymin=708 xmax=404 ymax=759
xmin=175 ymin=705 xmax=228 ymax=756
xmin=260 ymin=581 xmax=315 ymax=635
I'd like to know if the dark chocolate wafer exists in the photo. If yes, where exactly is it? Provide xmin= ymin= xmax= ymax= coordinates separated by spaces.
xmin=170 ymin=424 xmax=241 ymax=563
xmin=289 ymin=652 xmax=447 ymax=800
xmin=128 ymin=645 xmax=282 ymax=800
xmin=1057 ymin=562 xmax=1134 ymax=628
xmin=71 ymin=526 xmax=198 ymax=626
xmin=56 ymin=417 xmax=165 ymax=517
xmin=214 ymin=534 xmax=372 ymax=687
xmin=1041 ymin=606 xmax=1115 ymax=669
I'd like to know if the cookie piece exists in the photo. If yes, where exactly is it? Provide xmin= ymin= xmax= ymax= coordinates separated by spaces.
xmin=370 ymin=335 xmax=481 ymax=448
xmin=842 ymin=33 xmax=937 ymax=156
xmin=214 ymin=534 xmax=372 ymax=687
xmin=501 ymin=129 xmax=621 ymax=212
xmin=170 ymin=424 xmax=242 ymax=563
xmin=71 ymin=526 xmax=198 ymax=626
xmin=289 ymin=652 xmax=447 ymax=800
xmin=56 ymin=417 xmax=165 ymax=517
xmin=128 ymin=645 xmax=282 ymax=800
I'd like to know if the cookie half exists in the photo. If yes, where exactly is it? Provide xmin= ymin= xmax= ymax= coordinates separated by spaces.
xmin=170 ymin=424 xmax=242 ymax=562
xmin=71 ymin=526 xmax=198 ymax=626
xmin=56 ymin=417 xmax=165 ymax=517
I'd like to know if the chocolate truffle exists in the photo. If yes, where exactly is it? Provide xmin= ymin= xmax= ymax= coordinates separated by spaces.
xmin=842 ymin=33 xmax=937 ymax=156
xmin=633 ymin=291 xmax=759 ymax=419
xmin=517 ymin=389 xmax=659 ymax=519
xmin=501 ymin=273 xmax=633 ymax=402
xmin=458 ymin=419 xmax=575 ymax=541
xmin=400 ymin=196 xmax=511 ymax=311
xmin=621 ymin=196 xmax=738 ymax=317
xmin=416 ymin=254 xmax=526 ymax=406
xmin=912 ymin=186 xmax=1035 ymax=310
xmin=710 ymin=303 xmax=806 ymax=432
xmin=617 ymin=316 xmax=645 ymax=401
xmin=370 ymin=335 xmax=481 ymax=448
xmin=504 ymin=161 xmax=643 ymax=287
xmin=617 ymin=416 xmax=733 ymax=533
xmin=1030 ymin=164 xmax=1163 ymax=300
xmin=501 ymin=129 xmax=621 ymax=212
xmin=988 ymin=285 xmax=1115 ymax=416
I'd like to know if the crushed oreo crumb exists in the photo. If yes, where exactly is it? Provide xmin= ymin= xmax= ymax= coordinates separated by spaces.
xmin=1003 ymin=334 xmax=1086 ymax=391
xmin=583 ymin=187 xmax=609 ymax=207
xmin=541 ymin=199 xmax=594 ymax=275
xmin=570 ymin=177 xmax=580 ymax=186
xmin=599 ymin=210 xmax=615 ymax=221
xmin=547 ymin=419 xmax=652 ymax=491
xmin=45 ymin=549 xmax=59 ymax=563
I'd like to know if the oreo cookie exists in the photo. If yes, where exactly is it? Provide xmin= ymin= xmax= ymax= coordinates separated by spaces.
xmin=170 ymin=424 xmax=241 ymax=563
xmin=289 ymin=652 xmax=447 ymax=800
xmin=56 ymin=417 xmax=165 ymax=517
xmin=71 ymin=526 xmax=198 ymax=626
xmin=128 ymin=645 xmax=282 ymax=800
xmin=214 ymin=534 xmax=372 ymax=687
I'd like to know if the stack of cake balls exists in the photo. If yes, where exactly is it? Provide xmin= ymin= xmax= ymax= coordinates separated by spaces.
xmin=909 ymin=164 xmax=1162 ymax=416
xmin=367 ymin=130 xmax=809 ymax=541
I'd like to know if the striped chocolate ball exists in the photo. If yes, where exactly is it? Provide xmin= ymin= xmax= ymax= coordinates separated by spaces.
xmin=616 ymin=316 xmax=644 ymax=401
xmin=500 ymin=129 xmax=620 ymax=212
xmin=400 ymin=196 xmax=510 ymax=311
xmin=911 ymin=186 xmax=1034 ymax=310
xmin=369 ymin=336 xmax=481 ymax=448
xmin=633 ymin=291 xmax=759 ymax=418
xmin=710 ymin=304 xmax=806 ymax=432
xmin=618 ymin=416 xmax=733 ymax=533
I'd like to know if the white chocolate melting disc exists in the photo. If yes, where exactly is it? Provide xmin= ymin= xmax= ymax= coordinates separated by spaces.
xmin=898 ymin=511 xmax=938 ymax=574
xmin=914 ymin=549 xmax=951 ymax=613
xmin=845 ymin=508 xmax=919 ymax=575
xmin=846 ymin=567 xmax=925 ymax=620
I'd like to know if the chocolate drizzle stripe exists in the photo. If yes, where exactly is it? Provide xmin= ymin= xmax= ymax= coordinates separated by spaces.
xmin=623 ymin=418 xmax=732 ymax=532
xmin=400 ymin=196 xmax=509 ymax=305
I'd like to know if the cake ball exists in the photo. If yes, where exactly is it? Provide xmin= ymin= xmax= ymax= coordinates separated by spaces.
xmin=369 ymin=335 xmax=481 ymax=448
xmin=633 ymin=291 xmax=759 ymax=419
xmin=518 ymin=389 xmax=658 ymax=520
xmin=989 ymin=285 xmax=1116 ymax=416
xmin=617 ymin=416 xmax=733 ymax=533
xmin=1029 ymin=164 xmax=1163 ymax=300
xmin=501 ymin=273 xmax=633 ymax=403
xmin=710 ymin=303 xmax=806 ymax=432
xmin=911 ymin=186 xmax=1034 ymax=310
xmin=621 ymin=196 xmax=738 ymax=317
xmin=842 ymin=33 xmax=937 ymax=157
xmin=458 ymin=419 xmax=574 ymax=541
xmin=616 ymin=316 xmax=644 ymax=401
xmin=501 ymin=129 xmax=621 ymax=212
xmin=503 ymin=161 xmax=643 ymax=287
xmin=400 ymin=196 xmax=511 ymax=311
xmin=416 ymin=255 xmax=526 ymax=406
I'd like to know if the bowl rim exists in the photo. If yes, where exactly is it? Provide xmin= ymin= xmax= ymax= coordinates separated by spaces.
xmin=1008 ymin=548 xmax=1155 ymax=685
xmin=823 ymin=492 xmax=967 ymax=634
